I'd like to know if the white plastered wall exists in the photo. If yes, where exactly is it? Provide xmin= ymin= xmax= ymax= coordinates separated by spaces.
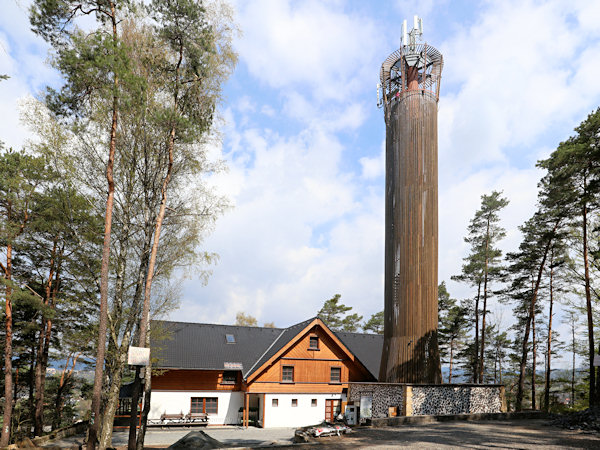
xmin=263 ymin=393 xmax=345 ymax=428
xmin=150 ymin=391 xmax=244 ymax=425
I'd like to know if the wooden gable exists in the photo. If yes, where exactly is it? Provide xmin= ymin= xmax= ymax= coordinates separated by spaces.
xmin=245 ymin=318 xmax=374 ymax=393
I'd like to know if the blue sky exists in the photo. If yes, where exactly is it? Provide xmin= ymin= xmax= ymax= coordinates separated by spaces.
xmin=2 ymin=1 xmax=600 ymax=358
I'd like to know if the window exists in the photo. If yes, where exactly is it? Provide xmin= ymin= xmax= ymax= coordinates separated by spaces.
xmin=225 ymin=334 xmax=235 ymax=344
xmin=272 ymin=399 xmax=278 ymax=407
xmin=330 ymin=367 xmax=341 ymax=383
xmin=282 ymin=365 xmax=294 ymax=383
xmin=222 ymin=371 xmax=237 ymax=385
xmin=291 ymin=399 xmax=298 ymax=407
xmin=309 ymin=335 xmax=319 ymax=350
xmin=191 ymin=397 xmax=218 ymax=415
xmin=311 ymin=399 xmax=317 ymax=407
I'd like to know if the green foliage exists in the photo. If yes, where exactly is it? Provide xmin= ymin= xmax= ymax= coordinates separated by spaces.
xmin=317 ymin=294 xmax=362 ymax=332
xmin=363 ymin=311 xmax=384 ymax=334
xmin=437 ymin=282 xmax=469 ymax=382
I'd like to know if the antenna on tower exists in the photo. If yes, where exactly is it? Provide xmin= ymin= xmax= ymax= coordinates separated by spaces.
xmin=402 ymin=15 xmax=423 ymax=48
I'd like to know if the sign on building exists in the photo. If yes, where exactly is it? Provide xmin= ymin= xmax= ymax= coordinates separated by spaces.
xmin=128 ymin=346 xmax=150 ymax=366
xmin=224 ymin=362 xmax=243 ymax=370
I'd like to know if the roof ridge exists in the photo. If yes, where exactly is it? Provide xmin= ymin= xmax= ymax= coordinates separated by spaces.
xmin=153 ymin=319 xmax=284 ymax=331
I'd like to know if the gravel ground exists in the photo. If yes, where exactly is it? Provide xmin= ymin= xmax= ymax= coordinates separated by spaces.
xmin=42 ymin=419 xmax=600 ymax=449
xmin=305 ymin=419 xmax=600 ymax=449
xmin=41 ymin=426 xmax=297 ymax=448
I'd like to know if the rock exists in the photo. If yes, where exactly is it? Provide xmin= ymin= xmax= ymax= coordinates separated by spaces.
xmin=168 ymin=431 xmax=225 ymax=449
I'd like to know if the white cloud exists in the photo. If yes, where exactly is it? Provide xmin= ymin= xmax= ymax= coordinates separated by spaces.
xmin=439 ymin=0 xmax=600 ymax=177
xmin=231 ymin=0 xmax=382 ymax=102
xmin=359 ymin=140 xmax=385 ymax=180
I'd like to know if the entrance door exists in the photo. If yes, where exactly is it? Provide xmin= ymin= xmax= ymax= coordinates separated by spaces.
xmin=325 ymin=399 xmax=341 ymax=422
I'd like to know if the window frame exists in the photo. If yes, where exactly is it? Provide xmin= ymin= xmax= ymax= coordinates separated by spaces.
xmin=311 ymin=398 xmax=317 ymax=407
xmin=190 ymin=397 xmax=218 ymax=415
xmin=221 ymin=370 xmax=237 ymax=385
xmin=330 ymin=366 xmax=342 ymax=384
xmin=291 ymin=398 xmax=298 ymax=407
xmin=308 ymin=334 xmax=319 ymax=350
xmin=281 ymin=365 xmax=295 ymax=383
xmin=272 ymin=398 xmax=278 ymax=407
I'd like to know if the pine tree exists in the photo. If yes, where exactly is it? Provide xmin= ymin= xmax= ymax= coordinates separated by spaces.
xmin=537 ymin=108 xmax=600 ymax=406
xmin=363 ymin=311 xmax=384 ymax=334
xmin=453 ymin=191 xmax=508 ymax=383
xmin=317 ymin=294 xmax=362 ymax=332
xmin=0 ymin=149 xmax=49 ymax=446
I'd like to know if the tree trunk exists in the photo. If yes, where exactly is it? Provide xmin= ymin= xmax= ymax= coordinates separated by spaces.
xmin=532 ymin=310 xmax=536 ymax=410
xmin=448 ymin=337 xmax=454 ymax=383
xmin=544 ymin=248 xmax=554 ymax=412
xmin=34 ymin=239 xmax=58 ymax=436
xmin=499 ymin=348 xmax=503 ymax=384
xmin=473 ymin=280 xmax=482 ymax=383
xmin=98 ymin=355 xmax=126 ymax=450
xmin=582 ymin=180 xmax=595 ymax=407
xmin=88 ymin=5 xmax=119 ymax=448
xmin=479 ymin=223 xmax=491 ymax=384
xmin=572 ymin=317 xmax=576 ymax=407
xmin=136 ymin=332 xmax=152 ymax=450
xmin=1 ymin=242 xmax=14 ymax=447
xmin=515 ymin=220 xmax=559 ymax=411
xmin=130 ymin=39 xmax=181 ymax=450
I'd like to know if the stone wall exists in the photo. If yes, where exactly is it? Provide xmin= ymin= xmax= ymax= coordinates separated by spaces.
xmin=348 ymin=383 xmax=404 ymax=419
xmin=347 ymin=383 xmax=505 ymax=418
xmin=411 ymin=385 xmax=503 ymax=415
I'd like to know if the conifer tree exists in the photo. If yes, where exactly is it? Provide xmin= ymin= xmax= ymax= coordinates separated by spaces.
xmin=453 ymin=191 xmax=508 ymax=383
xmin=317 ymin=294 xmax=362 ymax=332
xmin=537 ymin=108 xmax=600 ymax=406
xmin=363 ymin=311 xmax=384 ymax=334
xmin=29 ymin=1 xmax=138 ymax=446
xmin=438 ymin=282 xmax=469 ymax=383
xmin=0 ymin=150 xmax=49 ymax=446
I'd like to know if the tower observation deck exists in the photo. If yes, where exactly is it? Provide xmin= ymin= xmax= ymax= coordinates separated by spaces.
xmin=378 ymin=17 xmax=443 ymax=384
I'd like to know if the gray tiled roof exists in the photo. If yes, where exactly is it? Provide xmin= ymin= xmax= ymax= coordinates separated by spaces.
xmin=151 ymin=318 xmax=383 ymax=380
xmin=333 ymin=330 xmax=383 ymax=379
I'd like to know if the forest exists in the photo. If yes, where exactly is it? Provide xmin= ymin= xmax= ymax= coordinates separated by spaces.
xmin=0 ymin=0 xmax=236 ymax=448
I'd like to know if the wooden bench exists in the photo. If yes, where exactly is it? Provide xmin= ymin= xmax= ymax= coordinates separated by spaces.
xmin=185 ymin=412 xmax=209 ymax=424
xmin=160 ymin=412 xmax=185 ymax=423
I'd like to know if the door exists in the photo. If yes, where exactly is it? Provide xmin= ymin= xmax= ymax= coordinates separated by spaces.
xmin=325 ymin=399 xmax=341 ymax=422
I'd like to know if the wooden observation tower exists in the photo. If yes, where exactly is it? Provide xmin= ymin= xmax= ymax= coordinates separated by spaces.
xmin=378 ymin=17 xmax=443 ymax=384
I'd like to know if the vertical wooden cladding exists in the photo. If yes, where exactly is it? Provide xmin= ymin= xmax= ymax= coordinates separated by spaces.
xmin=152 ymin=369 xmax=242 ymax=391
xmin=380 ymin=46 xmax=443 ymax=384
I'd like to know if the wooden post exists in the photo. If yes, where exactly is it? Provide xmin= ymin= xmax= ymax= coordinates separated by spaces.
xmin=261 ymin=394 xmax=265 ymax=428
xmin=401 ymin=385 xmax=413 ymax=416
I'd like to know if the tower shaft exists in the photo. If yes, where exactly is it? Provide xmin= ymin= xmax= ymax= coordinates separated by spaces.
xmin=378 ymin=40 xmax=443 ymax=384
